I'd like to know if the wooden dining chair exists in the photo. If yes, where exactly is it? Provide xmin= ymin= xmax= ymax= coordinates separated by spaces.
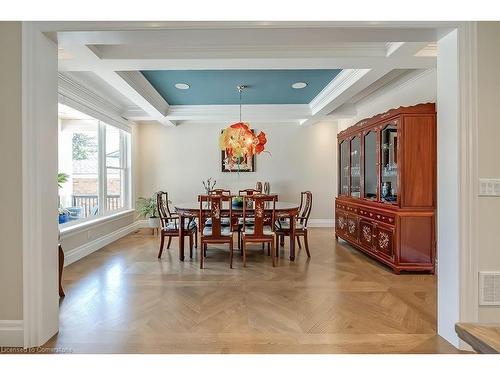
xmin=207 ymin=189 xmax=240 ymax=250
xmin=275 ymin=191 xmax=312 ymax=258
xmin=241 ymin=194 xmax=277 ymax=267
xmin=199 ymin=194 xmax=234 ymax=269
xmin=209 ymin=189 xmax=231 ymax=196
xmin=238 ymin=188 xmax=261 ymax=196
xmin=157 ymin=191 xmax=197 ymax=259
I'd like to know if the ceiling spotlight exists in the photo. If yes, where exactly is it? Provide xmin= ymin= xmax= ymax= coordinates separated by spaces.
xmin=174 ymin=83 xmax=190 ymax=90
xmin=291 ymin=82 xmax=307 ymax=89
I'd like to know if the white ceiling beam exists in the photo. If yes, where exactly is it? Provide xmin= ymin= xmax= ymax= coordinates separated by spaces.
xmin=164 ymin=104 xmax=310 ymax=123
xmin=60 ymin=44 xmax=176 ymax=127
xmin=300 ymin=41 xmax=434 ymax=127
xmin=386 ymin=42 xmax=432 ymax=57
xmin=56 ymin=27 xmax=440 ymax=47
xmin=59 ymin=55 xmax=435 ymax=72
xmin=301 ymin=67 xmax=392 ymax=126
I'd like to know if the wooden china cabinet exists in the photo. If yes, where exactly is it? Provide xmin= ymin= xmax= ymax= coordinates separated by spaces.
xmin=335 ymin=103 xmax=436 ymax=273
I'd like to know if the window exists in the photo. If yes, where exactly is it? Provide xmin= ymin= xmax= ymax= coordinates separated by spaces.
xmin=58 ymin=104 xmax=131 ymax=227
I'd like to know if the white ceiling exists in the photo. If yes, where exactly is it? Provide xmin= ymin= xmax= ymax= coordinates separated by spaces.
xmin=53 ymin=21 xmax=440 ymax=126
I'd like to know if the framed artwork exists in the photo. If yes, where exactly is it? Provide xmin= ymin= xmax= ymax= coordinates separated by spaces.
xmin=221 ymin=129 xmax=256 ymax=172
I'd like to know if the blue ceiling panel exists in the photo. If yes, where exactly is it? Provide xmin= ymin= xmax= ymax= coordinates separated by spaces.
xmin=140 ymin=69 xmax=342 ymax=105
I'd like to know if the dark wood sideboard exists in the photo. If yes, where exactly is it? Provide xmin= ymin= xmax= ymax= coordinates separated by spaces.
xmin=335 ymin=103 xmax=436 ymax=273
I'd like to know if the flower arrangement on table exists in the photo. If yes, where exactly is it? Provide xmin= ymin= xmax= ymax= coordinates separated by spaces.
xmin=219 ymin=122 xmax=267 ymax=172
xmin=202 ymin=177 xmax=216 ymax=195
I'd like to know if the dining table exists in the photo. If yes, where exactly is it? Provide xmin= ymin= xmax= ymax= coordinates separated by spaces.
xmin=174 ymin=201 xmax=300 ymax=262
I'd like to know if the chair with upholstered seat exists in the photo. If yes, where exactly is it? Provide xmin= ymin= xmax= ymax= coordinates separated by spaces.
xmin=241 ymin=194 xmax=277 ymax=267
xmin=275 ymin=191 xmax=312 ymax=258
xmin=156 ymin=191 xmax=197 ymax=259
xmin=199 ymin=194 xmax=235 ymax=269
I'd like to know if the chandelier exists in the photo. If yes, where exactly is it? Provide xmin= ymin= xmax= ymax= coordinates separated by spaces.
xmin=219 ymin=85 xmax=267 ymax=170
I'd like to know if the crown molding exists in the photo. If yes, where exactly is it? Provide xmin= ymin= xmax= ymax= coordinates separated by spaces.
xmin=166 ymin=104 xmax=310 ymax=123
xmin=58 ymin=73 xmax=133 ymax=132
xmin=309 ymin=69 xmax=370 ymax=115
xmin=126 ymin=104 xmax=311 ymax=124
xmin=116 ymin=71 xmax=169 ymax=116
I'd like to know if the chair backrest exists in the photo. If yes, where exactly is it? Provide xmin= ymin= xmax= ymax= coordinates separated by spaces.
xmin=298 ymin=191 xmax=313 ymax=226
xmin=209 ymin=189 xmax=231 ymax=196
xmin=156 ymin=191 xmax=174 ymax=227
xmin=255 ymin=182 xmax=263 ymax=193
xmin=242 ymin=194 xmax=276 ymax=238
xmin=239 ymin=188 xmax=261 ymax=196
xmin=199 ymin=194 xmax=232 ymax=237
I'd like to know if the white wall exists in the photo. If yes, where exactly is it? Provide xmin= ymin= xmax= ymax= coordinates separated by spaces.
xmin=476 ymin=22 xmax=500 ymax=323
xmin=436 ymin=29 xmax=461 ymax=347
xmin=135 ymin=121 xmax=337 ymax=222
xmin=0 ymin=23 xmax=24 ymax=326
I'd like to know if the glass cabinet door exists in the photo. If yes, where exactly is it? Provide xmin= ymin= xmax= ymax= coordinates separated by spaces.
xmin=380 ymin=124 xmax=398 ymax=204
xmin=339 ymin=140 xmax=349 ymax=195
xmin=350 ymin=136 xmax=361 ymax=197
xmin=364 ymin=131 xmax=378 ymax=200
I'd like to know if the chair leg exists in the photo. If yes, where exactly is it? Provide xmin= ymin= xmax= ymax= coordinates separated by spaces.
xmin=189 ymin=234 xmax=193 ymax=259
xmin=200 ymin=241 xmax=204 ymax=269
xmin=297 ymin=236 xmax=302 ymax=249
xmin=239 ymin=231 xmax=243 ymax=256
xmin=229 ymin=238 xmax=234 ymax=269
xmin=195 ymin=230 xmax=198 ymax=248
xmin=242 ymin=240 xmax=247 ymax=267
xmin=167 ymin=236 xmax=172 ymax=249
xmin=275 ymin=235 xmax=280 ymax=258
xmin=267 ymin=242 xmax=271 ymax=256
xmin=271 ymin=240 xmax=276 ymax=267
xmin=203 ymin=243 xmax=207 ymax=257
xmin=261 ymin=243 xmax=265 ymax=251
xmin=158 ymin=234 xmax=165 ymax=259
xmin=304 ymin=231 xmax=311 ymax=258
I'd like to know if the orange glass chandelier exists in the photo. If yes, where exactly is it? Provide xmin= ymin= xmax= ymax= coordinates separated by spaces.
xmin=219 ymin=85 xmax=267 ymax=170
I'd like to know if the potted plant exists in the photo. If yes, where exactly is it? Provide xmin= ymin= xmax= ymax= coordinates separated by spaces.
xmin=136 ymin=195 xmax=159 ymax=228
xmin=232 ymin=196 xmax=243 ymax=208
xmin=58 ymin=207 xmax=70 ymax=224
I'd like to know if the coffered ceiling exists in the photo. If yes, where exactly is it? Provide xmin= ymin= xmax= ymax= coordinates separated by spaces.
xmin=53 ymin=21 xmax=440 ymax=126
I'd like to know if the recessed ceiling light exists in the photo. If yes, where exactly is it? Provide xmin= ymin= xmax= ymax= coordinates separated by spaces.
xmin=175 ymin=83 xmax=190 ymax=90
xmin=291 ymin=82 xmax=307 ymax=89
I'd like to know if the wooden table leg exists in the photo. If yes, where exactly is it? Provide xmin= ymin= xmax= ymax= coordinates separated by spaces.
xmin=289 ymin=214 xmax=295 ymax=261
xmin=178 ymin=214 xmax=185 ymax=261
xmin=58 ymin=244 xmax=65 ymax=298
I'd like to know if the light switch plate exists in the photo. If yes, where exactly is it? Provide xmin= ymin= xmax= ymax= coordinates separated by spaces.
xmin=479 ymin=178 xmax=500 ymax=196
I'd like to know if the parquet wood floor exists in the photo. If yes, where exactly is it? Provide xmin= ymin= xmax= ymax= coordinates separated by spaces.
xmin=44 ymin=228 xmax=461 ymax=353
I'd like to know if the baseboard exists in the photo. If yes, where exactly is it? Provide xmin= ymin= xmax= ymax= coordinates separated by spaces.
xmin=0 ymin=320 xmax=24 ymax=347
xmin=64 ymin=221 xmax=142 ymax=267
xmin=308 ymin=219 xmax=335 ymax=227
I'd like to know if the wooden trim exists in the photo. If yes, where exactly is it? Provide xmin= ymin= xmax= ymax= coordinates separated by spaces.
xmin=338 ymin=103 xmax=436 ymax=139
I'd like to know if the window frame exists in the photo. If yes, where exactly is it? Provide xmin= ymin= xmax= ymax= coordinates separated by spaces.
xmin=58 ymin=113 xmax=132 ymax=229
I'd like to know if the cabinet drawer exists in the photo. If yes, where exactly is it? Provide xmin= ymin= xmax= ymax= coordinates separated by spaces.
xmin=358 ymin=208 xmax=395 ymax=226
